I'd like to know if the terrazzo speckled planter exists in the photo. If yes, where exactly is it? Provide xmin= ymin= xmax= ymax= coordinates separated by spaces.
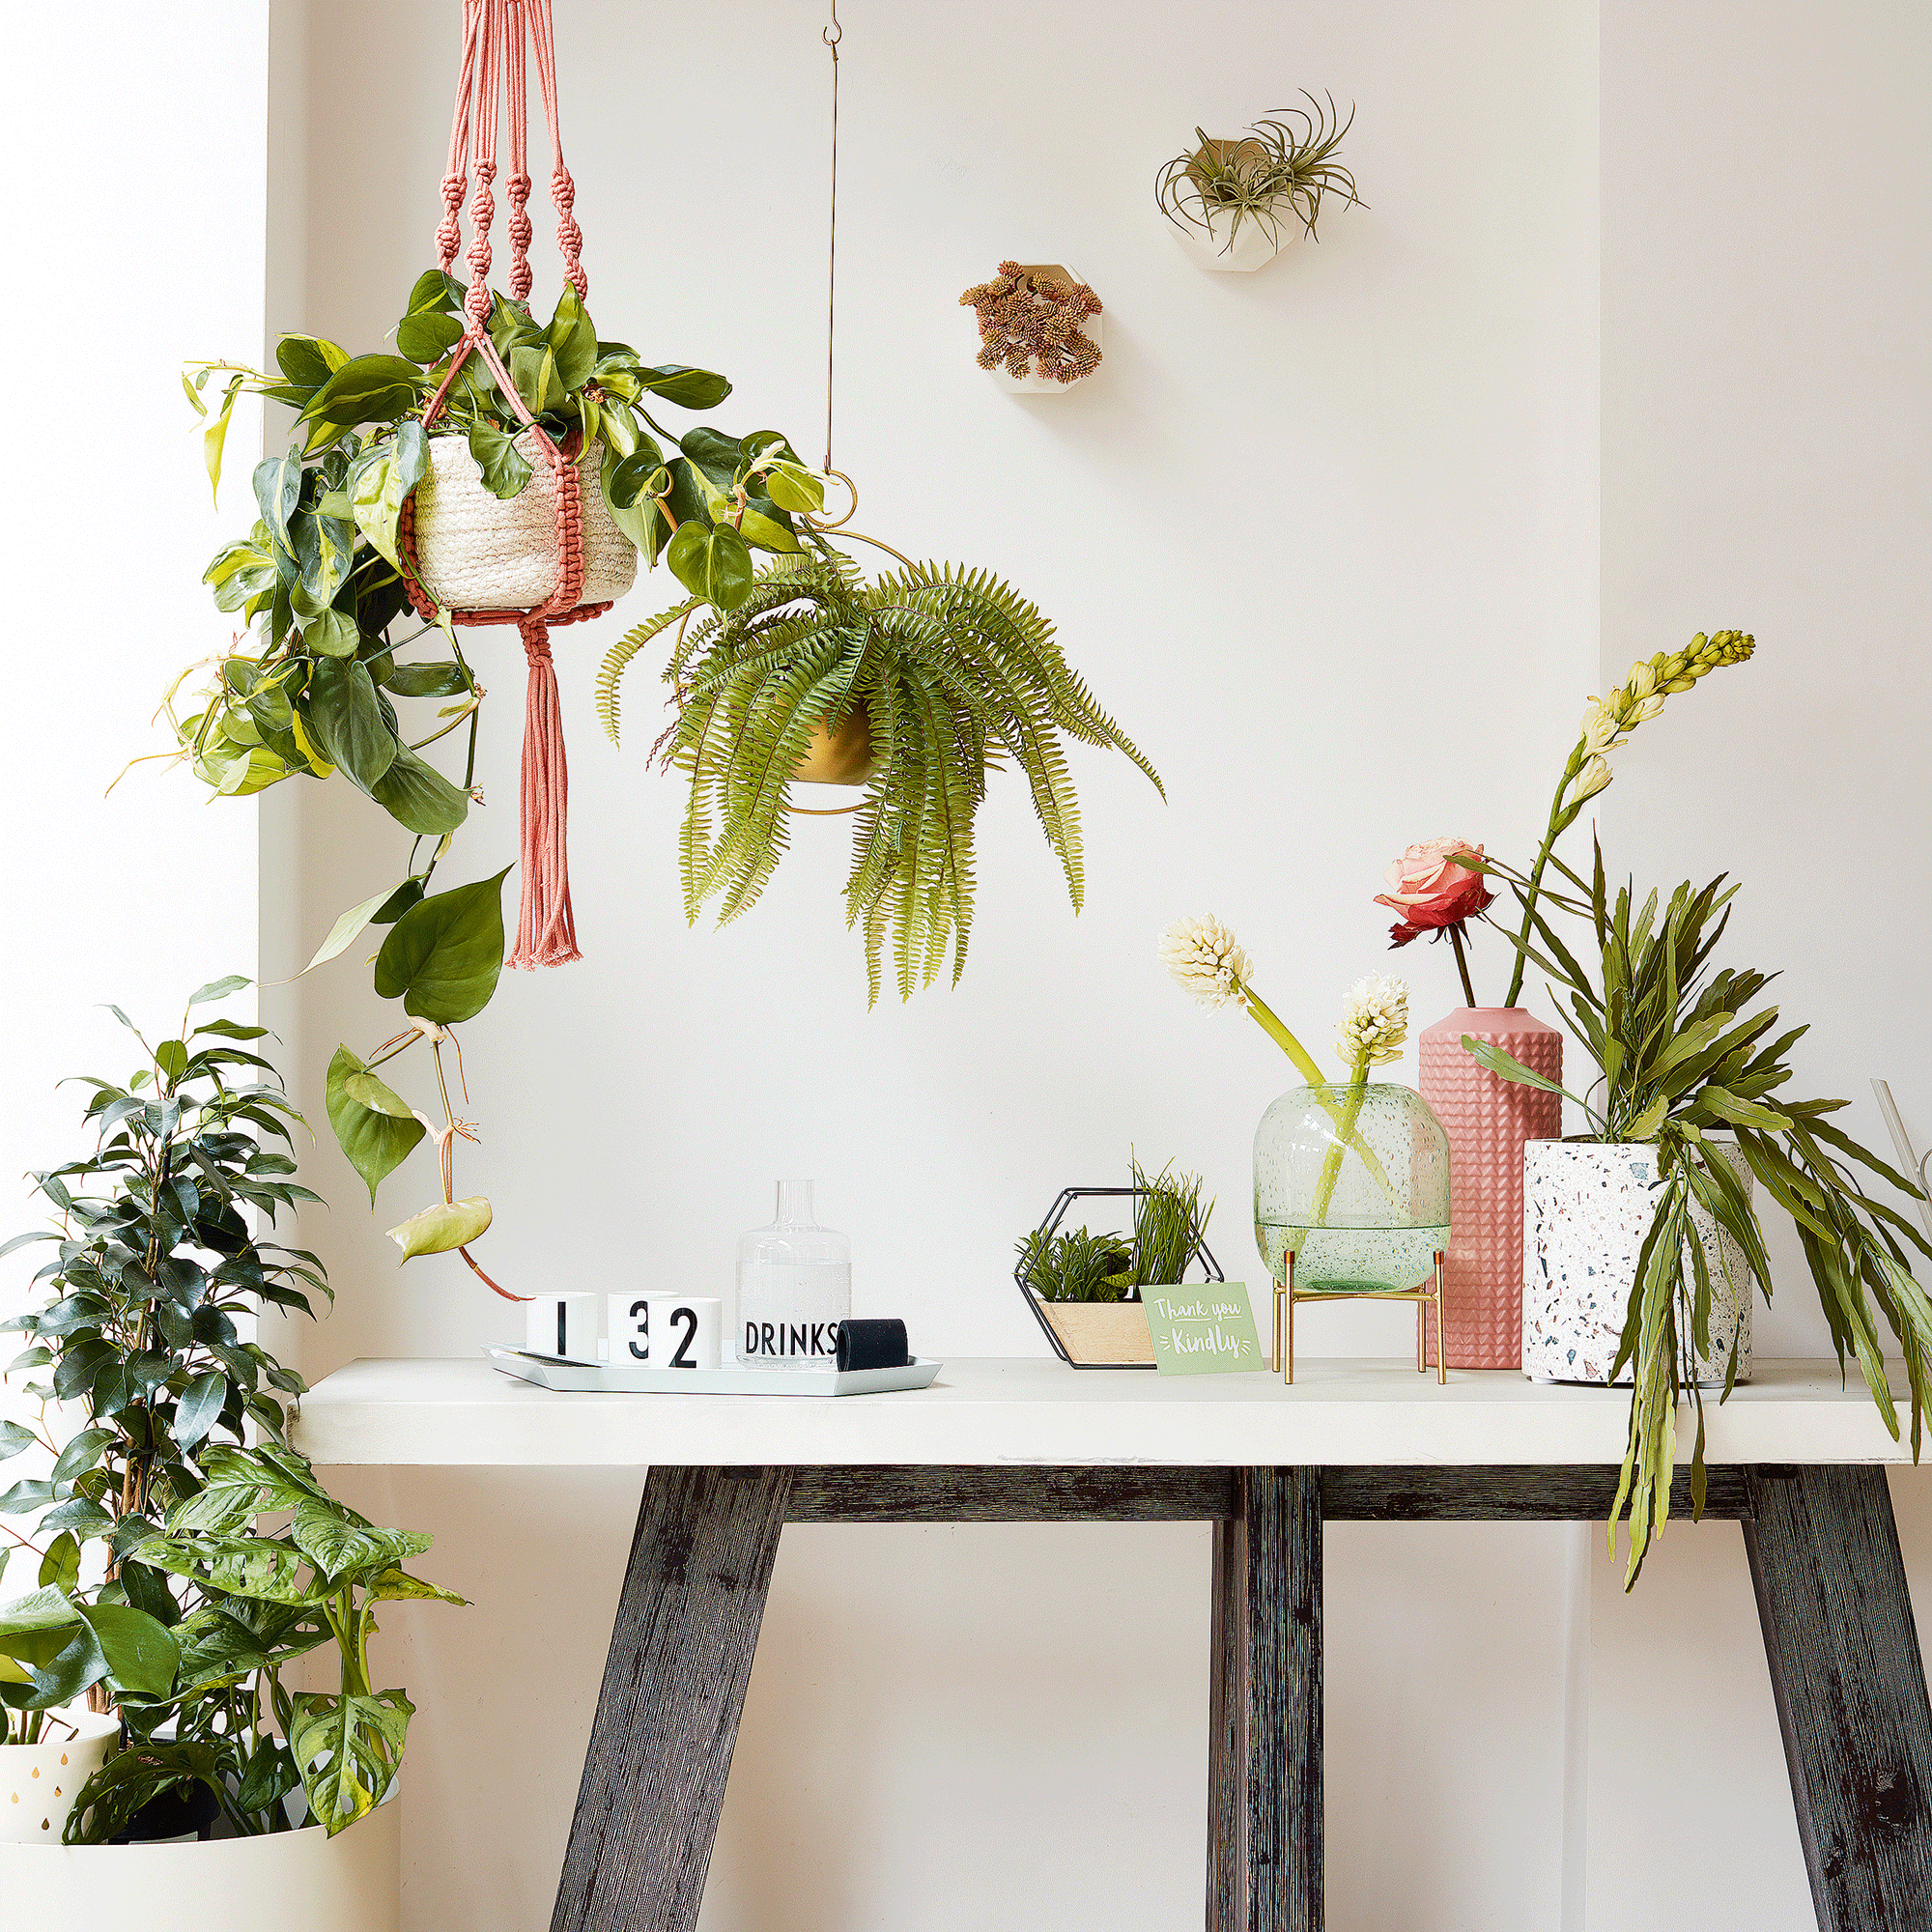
xmin=1419 ymin=1008 xmax=1563 ymax=1371
xmin=1522 ymin=1140 xmax=1754 ymax=1385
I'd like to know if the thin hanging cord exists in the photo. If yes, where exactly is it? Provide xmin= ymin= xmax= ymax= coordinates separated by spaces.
xmin=823 ymin=1 xmax=841 ymax=473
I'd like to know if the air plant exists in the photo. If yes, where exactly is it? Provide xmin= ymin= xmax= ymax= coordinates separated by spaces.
xmin=1156 ymin=93 xmax=1365 ymax=251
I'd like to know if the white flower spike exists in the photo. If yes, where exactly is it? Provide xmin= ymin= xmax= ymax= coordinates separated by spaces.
xmin=1158 ymin=915 xmax=1253 ymax=1010
xmin=1335 ymin=974 xmax=1408 ymax=1070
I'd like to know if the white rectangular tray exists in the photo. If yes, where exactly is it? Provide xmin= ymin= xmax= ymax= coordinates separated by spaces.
xmin=484 ymin=1347 xmax=942 ymax=1398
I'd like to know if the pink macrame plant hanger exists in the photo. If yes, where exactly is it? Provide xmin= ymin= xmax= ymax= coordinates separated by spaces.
xmin=396 ymin=0 xmax=602 ymax=970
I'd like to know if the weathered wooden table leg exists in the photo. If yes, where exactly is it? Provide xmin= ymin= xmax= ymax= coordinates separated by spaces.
xmin=550 ymin=1464 xmax=793 ymax=1932
xmin=1746 ymin=1463 xmax=1932 ymax=1932
xmin=1208 ymin=1467 xmax=1322 ymax=1932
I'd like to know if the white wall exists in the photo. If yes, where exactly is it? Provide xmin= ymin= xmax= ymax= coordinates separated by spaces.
xmin=1588 ymin=7 xmax=1932 ymax=1926
xmin=278 ymin=3 xmax=1600 ymax=1927
xmin=9 ymin=1 xmax=1931 ymax=1928
xmin=0 ymin=2 xmax=267 ymax=1200
xmin=0 ymin=6 xmax=268 ymax=1483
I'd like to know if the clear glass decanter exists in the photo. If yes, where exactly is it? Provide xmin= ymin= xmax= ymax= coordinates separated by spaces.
xmin=735 ymin=1179 xmax=851 ymax=1370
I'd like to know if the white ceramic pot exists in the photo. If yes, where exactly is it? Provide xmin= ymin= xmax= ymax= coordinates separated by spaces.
xmin=1 ymin=1709 xmax=120 ymax=1843
xmin=412 ymin=429 xmax=638 ymax=611
xmin=1522 ymin=1140 xmax=1755 ymax=1386
xmin=0 ymin=1789 xmax=399 ymax=1932
xmin=1169 ymin=204 xmax=1300 ymax=272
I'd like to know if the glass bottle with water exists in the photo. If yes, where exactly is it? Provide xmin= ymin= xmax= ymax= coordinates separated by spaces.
xmin=736 ymin=1179 xmax=850 ymax=1370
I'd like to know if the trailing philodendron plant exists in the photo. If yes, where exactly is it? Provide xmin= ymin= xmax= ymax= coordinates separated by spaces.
xmin=599 ymin=547 xmax=1162 ymax=1002
xmin=1452 ymin=636 xmax=1932 ymax=1583
xmin=148 ymin=272 xmax=825 ymax=1285
xmin=1156 ymin=95 xmax=1365 ymax=252
xmin=0 ymin=987 xmax=461 ymax=1835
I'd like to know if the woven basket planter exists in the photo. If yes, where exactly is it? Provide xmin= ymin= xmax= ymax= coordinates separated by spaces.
xmin=412 ymin=430 xmax=637 ymax=611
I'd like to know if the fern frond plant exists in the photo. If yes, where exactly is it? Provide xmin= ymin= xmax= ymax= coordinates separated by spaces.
xmin=598 ymin=546 xmax=1162 ymax=1001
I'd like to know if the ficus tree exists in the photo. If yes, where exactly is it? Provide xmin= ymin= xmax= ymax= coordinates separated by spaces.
xmin=0 ymin=985 xmax=460 ymax=1835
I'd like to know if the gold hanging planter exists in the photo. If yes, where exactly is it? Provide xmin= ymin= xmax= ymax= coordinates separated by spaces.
xmin=793 ymin=703 xmax=876 ymax=785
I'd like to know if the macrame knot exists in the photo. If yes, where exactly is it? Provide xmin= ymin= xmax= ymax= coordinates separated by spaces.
xmin=519 ymin=615 xmax=553 ymax=665
xmin=506 ymin=173 xmax=534 ymax=300
xmin=437 ymin=172 xmax=467 ymax=270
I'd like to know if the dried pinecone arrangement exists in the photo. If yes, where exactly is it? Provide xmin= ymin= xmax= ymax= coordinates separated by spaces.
xmin=959 ymin=262 xmax=1103 ymax=384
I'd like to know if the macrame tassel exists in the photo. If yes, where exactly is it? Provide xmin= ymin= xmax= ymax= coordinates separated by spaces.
xmin=510 ymin=617 xmax=581 ymax=969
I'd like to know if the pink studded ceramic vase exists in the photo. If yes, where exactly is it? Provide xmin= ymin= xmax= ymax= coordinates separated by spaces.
xmin=1417 ymin=1008 xmax=1562 ymax=1370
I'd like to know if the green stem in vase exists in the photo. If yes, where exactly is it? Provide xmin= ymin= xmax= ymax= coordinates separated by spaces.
xmin=1243 ymin=983 xmax=1397 ymax=1206
xmin=1241 ymin=986 xmax=1325 ymax=1086
xmin=1502 ymin=746 xmax=1585 ymax=1009
xmin=1311 ymin=1064 xmax=1372 ymax=1227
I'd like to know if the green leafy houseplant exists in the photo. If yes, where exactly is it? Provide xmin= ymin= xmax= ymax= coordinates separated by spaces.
xmin=598 ymin=550 xmax=1162 ymax=1002
xmin=1156 ymin=94 xmax=1365 ymax=251
xmin=153 ymin=272 xmax=825 ymax=1284
xmin=1456 ymin=638 xmax=1932 ymax=1582
xmin=0 ymin=987 xmax=460 ymax=1835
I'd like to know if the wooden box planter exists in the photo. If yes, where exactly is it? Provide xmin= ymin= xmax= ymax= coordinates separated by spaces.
xmin=0 ymin=1792 xmax=400 ymax=1932
xmin=1017 ymin=1184 xmax=1223 ymax=1370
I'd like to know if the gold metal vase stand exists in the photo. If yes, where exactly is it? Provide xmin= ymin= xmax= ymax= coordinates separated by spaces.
xmin=1270 ymin=1248 xmax=1448 ymax=1385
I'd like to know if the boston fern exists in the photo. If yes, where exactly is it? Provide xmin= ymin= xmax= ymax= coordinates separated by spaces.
xmin=1468 ymin=842 xmax=1932 ymax=1582
xmin=0 ymin=984 xmax=459 ymax=1836
xmin=596 ymin=550 xmax=1162 ymax=1001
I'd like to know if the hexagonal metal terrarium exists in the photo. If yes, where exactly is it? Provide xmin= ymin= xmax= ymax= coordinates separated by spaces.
xmin=1015 ymin=1184 xmax=1223 ymax=1370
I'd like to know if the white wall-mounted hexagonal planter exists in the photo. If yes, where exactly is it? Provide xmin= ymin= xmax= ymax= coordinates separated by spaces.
xmin=1169 ymin=205 xmax=1302 ymax=273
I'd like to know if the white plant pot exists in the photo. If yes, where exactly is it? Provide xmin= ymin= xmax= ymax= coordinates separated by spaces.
xmin=1522 ymin=1140 xmax=1755 ymax=1386
xmin=1 ymin=1709 xmax=120 ymax=1843
xmin=1169 ymin=205 xmax=1300 ymax=272
xmin=0 ymin=1788 xmax=399 ymax=1932
xmin=413 ymin=429 xmax=638 ymax=611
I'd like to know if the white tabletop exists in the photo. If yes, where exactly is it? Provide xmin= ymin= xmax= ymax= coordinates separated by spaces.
xmin=289 ymin=1356 xmax=1919 ymax=1468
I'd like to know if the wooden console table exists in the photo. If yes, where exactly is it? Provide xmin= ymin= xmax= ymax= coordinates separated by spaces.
xmin=292 ymin=1356 xmax=1932 ymax=1932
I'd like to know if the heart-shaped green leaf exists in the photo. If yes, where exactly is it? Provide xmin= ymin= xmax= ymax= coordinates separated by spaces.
xmin=374 ymin=869 xmax=511 ymax=1023
xmin=545 ymin=284 xmax=599 ymax=391
xmin=384 ymin=1196 xmax=493 ymax=1260
xmin=368 ymin=746 xmax=470 ymax=837
xmin=467 ymin=422 xmax=533 ymax=501
xmin=668 ymin=522 xmax=755 ymax=610
xmin=302 ymin=658 xmax=397 ymax=793
xmin=326 ymin=1046 xmax=426 ymax=1206
xmin=639 ymin=364 xmax=731 ymax=410
xmin=303 ymin=608 xmax=360 ymax=658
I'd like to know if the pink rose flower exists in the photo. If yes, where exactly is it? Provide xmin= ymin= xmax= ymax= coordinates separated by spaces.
xmin=1375 ymin=838 xmax=1495 ymax=948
